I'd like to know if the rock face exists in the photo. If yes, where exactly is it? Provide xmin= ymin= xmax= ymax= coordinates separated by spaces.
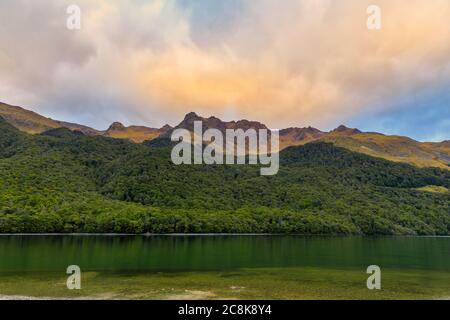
xmin=107 ymin=122 xmax=126 ymax=132
xmin=167 ymin=113 xmax=327 ymax=150
xmin=166 ymin=112 xmax=268 ymax=134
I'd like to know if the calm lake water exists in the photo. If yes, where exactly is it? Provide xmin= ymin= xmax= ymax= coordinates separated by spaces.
xmin=0 ymin=235 xmax=449 ymax=273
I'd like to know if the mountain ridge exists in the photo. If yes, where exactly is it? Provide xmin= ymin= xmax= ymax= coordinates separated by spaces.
xmin=103 ymin=121 xmax=172 ymax=142
xmin=0 ymin=101 xmax=171 ymax=143
xmin=1 ymin=101 xmax=449 ymax=169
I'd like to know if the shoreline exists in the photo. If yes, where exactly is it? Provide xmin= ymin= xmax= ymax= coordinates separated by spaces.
xmin=1 ymin=294 xmax=449 ymax=301
xmin=0 ymin=233 xmax=449 ymax=238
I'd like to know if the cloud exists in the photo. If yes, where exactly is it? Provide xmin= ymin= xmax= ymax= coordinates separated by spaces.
xmin=0 ymin=0 xmax=449 ymax=133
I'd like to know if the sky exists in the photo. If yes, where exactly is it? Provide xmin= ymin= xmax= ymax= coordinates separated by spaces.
xmin=0 ymin=0 xmax=449 ymax=141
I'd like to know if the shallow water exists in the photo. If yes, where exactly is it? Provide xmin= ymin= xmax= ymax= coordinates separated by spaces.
xmin=0 ymin=235 xmax=449 ymax=273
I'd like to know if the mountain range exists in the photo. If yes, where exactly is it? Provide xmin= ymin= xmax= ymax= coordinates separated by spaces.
xmin=1 ymin=101 xmax=449 ymax=169
xmin=0 ymin=112 xmax=449 ymax=235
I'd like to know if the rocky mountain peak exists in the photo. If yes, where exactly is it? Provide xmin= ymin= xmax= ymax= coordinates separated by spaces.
xmin=107 ymin=122 xmax=126 ymax=131
xmin=332 ymin=125 xmax=362 ymax=135
xmin=183 ymin=112 xmax=201 ymax=121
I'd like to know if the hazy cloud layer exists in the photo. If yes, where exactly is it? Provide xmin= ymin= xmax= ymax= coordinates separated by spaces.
xmin=0 ymin=0 xmax=449 ymax=140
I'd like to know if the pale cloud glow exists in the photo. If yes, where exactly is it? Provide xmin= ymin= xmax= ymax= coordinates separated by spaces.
xmin=0 ymin=0 xmax=449 ymax=140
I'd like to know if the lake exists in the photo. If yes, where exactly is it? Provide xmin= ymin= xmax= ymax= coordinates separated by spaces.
xmin=0 ymin=235 xmax=449 ymax=299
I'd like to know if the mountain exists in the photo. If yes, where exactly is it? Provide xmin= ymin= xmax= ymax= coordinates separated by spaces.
xmin=164 ymin=113 xmax=450 ymax=169
xmin=1 ymin=101 xmax=449 ymax=169
xmin=0 ymin=101 xmax=100 ymax=135
xmin=0 ymin=114 xmax=449 ymax=235
xmin=329 ymin=125 xmax=362 ymax=136
xmin=104 ymin=122 xmax=172 ymax=143
xmin=158 ymin=112 xmax=271 ymax=154
xmin=161 ymin=112 xmax=268 ymax=138
xmin=321 ymin=132 xmax=450 ymax=170
xmin=0 ymin=101 xmax=169 ymax=142
xmin=279 ymin=127 xmax=326 ymax=149
xmin=55 ymin=120 xmax=101 ymax=136
xmin=0 ymin=101 xmax=61 ymax=134
xmin=424 ymin=140 xmax=450 ymax=156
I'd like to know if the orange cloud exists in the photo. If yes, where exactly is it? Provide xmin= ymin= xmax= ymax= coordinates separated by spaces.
xmin=0 ymin=0 xmax=449 ymax=129
xmin=122 ymin=0 xmax=450 ymax=127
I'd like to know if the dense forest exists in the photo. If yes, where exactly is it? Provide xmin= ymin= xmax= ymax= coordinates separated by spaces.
xmin=0 ymin=117 xmax=449 ymax=235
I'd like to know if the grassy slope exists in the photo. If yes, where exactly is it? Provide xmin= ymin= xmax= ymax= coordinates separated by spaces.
xmin=0 ymin=102 xmax=100 ymax=135
xmin=0 ymin=102 xmax=59 ymax=134
xmin=104 ymin=126 xmax=161 ymax=142
xmin=321 ymin=133 xmax=450 ymax=170
xmin=417 ymin=186 xmax=449 ymax=193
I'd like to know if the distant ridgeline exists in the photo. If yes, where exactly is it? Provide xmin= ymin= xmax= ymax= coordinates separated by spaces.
xmin=0 ymin=116 xmax=449 ymax=235
xmin=1 ymin=101 xmax=449 ymax=170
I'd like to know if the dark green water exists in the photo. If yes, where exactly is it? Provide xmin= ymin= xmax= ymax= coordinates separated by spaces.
xmin=0 ymin=235 xmax=449 ymax=273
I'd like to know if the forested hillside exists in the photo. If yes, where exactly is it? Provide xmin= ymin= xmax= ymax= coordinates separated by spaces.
xmin=0 ymin=117 xmax=449 ymax=235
